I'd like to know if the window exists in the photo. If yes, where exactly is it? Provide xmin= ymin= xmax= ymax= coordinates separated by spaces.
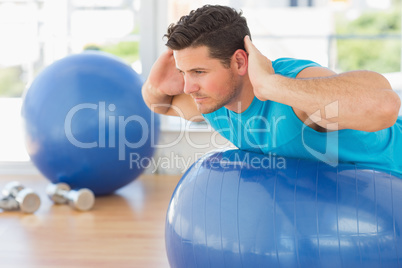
xmin=0 ymin=0 xmax=143 ymax=167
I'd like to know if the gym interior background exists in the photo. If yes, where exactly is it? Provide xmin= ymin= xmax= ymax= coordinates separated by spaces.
xmin=0 ymin=0 xmax=401 ymax=267
xmin=0 ymin=0 xmax=401 ymax=173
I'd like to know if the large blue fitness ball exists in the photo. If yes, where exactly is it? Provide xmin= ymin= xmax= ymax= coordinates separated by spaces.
xmin=22 ymin=51 xmax=159 ymax=195
xmin=166 ymin=149 xmax=402 ymax=268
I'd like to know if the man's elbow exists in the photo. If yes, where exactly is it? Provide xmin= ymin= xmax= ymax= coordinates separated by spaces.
xmin=380 ymin=91 xmax=401 ymax=129
xmin=141 ymin=83 xmax=171 ymax=115
xmin=377 ymin=73 xmax=400 ymax=128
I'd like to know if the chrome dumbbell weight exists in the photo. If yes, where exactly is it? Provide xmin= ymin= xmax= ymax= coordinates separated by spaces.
xmin=1 ymin=181 xmax=41 ymax=213
xmin=46 ymin=183 xmax=95 ymax=211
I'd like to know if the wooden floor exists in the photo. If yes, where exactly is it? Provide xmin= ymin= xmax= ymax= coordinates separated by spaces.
xmin=0 ymin=173 xmax=181 ymax=268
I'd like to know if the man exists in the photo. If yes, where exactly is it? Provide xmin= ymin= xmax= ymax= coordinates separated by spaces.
xmin=142 ymin=5 xmax=402 ymax=174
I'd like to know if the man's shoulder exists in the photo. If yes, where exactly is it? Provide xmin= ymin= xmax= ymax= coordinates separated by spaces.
xmin=273 ymin=57 xmax=321 ymax=78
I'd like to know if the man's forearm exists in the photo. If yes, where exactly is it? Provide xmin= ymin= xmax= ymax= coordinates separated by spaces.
xmin=257 ymin=70 xmax=401 ymax=131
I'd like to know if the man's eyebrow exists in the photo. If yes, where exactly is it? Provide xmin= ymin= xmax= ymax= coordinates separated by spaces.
xmin=177 ymin=67 xmax=209 ymax=72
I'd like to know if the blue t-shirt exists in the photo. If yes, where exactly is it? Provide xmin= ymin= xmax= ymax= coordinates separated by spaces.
xmin=203 ymin=58 xmax=402 ymax=175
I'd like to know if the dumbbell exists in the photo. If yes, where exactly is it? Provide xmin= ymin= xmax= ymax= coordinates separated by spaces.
xmin=46 ymin=183 xmax=95 ymax=211
xmin=1 ymin=181 xmax=41 ymax=213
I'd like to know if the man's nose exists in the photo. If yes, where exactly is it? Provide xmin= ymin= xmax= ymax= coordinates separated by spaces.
xmin=183 ymin=77 xmax=199 ymax=95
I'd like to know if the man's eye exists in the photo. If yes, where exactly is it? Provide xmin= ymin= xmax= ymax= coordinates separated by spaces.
xmin=195 ymin=71 xmax=204 ymax=74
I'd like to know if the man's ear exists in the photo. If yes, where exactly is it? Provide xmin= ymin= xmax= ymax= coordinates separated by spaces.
xmin=233 ymin=49 xmax=248 ymax=76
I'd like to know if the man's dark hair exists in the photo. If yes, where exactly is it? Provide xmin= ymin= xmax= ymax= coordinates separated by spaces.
xmin=164 ymin=5 xmax=251 ymax=68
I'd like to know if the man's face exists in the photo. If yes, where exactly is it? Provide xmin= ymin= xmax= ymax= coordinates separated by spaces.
xmin=173 ymin=46 xmax=240 ymax=114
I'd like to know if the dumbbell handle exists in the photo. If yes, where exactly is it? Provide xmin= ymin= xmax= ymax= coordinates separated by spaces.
xmin=51 ymin=188 xmax=71 ymax=204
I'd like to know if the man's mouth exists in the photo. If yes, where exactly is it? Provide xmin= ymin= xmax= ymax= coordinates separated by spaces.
xmin=193 ymin=96 xmax=207 ymax=103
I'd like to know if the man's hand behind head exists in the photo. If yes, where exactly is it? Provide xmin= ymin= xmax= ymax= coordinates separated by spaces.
xmin=147 ymin=49 xmax=185 ymax=97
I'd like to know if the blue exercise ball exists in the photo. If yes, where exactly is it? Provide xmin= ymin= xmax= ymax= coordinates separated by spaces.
xmin=166 ymin=149 xmax=402 ymax=267
xmin=22 ymin=51 xmax=160 ymax=195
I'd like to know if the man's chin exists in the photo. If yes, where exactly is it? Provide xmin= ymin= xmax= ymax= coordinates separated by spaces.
xmin=197 ymin=103 xmax=222 ymax=114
